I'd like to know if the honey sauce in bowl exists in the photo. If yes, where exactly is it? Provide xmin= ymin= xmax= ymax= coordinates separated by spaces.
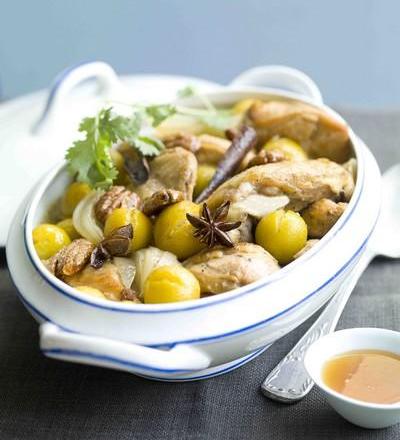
xmin=322 ymin=350 xmax=400 ymax=404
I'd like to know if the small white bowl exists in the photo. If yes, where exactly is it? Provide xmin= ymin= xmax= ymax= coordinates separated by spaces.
xmin=304 ymin=328 xmax=400 ymax=429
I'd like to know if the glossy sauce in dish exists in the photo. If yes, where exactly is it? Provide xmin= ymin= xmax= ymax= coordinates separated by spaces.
xmin=322 ymin=350 xmax=400 ymax=404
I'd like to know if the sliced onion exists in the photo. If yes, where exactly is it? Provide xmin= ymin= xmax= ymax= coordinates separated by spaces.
xmin=114 ymin=257 xmax=136 ymax=289
xmin=230 ymin=194 xmax=290 ymax=219
xmin=72 ymin=190 xmax=104 ymax=244
xmin=133 ymin=246 xmax=179 ymax=297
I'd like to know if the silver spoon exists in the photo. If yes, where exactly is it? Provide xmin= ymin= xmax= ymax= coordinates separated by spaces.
xmin=261 ymin=163 xmax=400 ymax=403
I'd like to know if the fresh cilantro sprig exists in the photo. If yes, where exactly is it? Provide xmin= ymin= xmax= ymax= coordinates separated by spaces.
xmin=145 ymin=104 xmax=176 ymax=126
xmin=177 ymin=85 xmax=197 ymax=99
xmin=66 ymin=104 xmax=175 ymax=188
xmin=177 ymin=85 xmax=216 ymax=113
xmin=66 ymin=87 xmax=241 ymax=189
xmin=176 ymin=85 xmax=241 ymax=133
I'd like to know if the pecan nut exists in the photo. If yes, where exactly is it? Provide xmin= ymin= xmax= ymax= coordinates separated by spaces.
xmin=47 ymin=239 xmax=94 ymax=279
xmin=163 ymin=132 xmax=201 ymax=153
xmin=247 ymin=149 xmax=285 ymax=167
xmin=95 ymin=186 xmax=141 ymax=223
xmin=142 ymin=189 xmax=185 ymax=216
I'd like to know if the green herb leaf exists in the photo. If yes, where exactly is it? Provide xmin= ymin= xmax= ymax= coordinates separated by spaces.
xmin=66 ymin=104 xmax=172 ymax=188
xmin=134 ymin=135 xmax=164 ymax=156
xmin=108 ymin=114 xmax=142 ymax=141
xmin=177 ymin=85 xmax=197 ymax=99
xmin=199 ymin=110 xmax=241 ymax=132
xmin=66 ymin=111 xmax=118 ymax=188
xmin=177 ymin=85 xmax=217 ymax=113
xmin=145 ymin=104 xmax=176 ymax=126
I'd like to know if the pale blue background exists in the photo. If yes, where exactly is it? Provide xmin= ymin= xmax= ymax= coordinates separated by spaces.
xmin=1 ymin=0 xmax=400 ymax=106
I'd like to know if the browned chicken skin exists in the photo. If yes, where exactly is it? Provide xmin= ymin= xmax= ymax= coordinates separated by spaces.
xmin=206 ymin=159 xmax=354 ymax=212
xmin=184 ymin=242 xmax=280 ymax=294
xmin=163 ymin=132 xmax=201 ymax=153
xmin=302 ymin=198 xmax=348 ymax=238
xmin=195 ymin=134 xmax=231 ymax=165
xmin=66 ymin=262 xmax=125 ymax=301
xmin=135 ymin=147 xmax=197 ymax=200
xmin=248 ymin=100 xmax=351 ymax=163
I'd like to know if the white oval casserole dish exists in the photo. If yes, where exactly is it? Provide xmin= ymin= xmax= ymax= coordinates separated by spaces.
xmin=6 ymin=64 xmax=381 ymax=381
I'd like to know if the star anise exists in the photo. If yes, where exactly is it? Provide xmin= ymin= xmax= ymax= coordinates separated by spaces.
xmin=90 ymin=224 xmax=133 ymax=269
xmin=186 ymin=202 xmax=241 ymax=248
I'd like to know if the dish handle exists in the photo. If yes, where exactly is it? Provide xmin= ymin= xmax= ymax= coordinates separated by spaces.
xmin=32 ymin=61 xmax=124 ymax=135
xmin=39 ymin=323 xmax=211 ymax=376
xmin=229 ymin=65 xmax=323 ymax=105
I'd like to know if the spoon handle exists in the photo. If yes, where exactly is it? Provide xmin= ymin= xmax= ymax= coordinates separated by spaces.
xmin=261 ymin=250 xmax=373 ymax=403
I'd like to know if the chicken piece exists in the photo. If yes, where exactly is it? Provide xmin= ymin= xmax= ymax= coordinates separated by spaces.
xmin=163 ymin=132 xmax=201 ymax=153
xmin=248 ymin=100 xmax=351 ymax=163
xmin=342 ymin=157 xmax=357 ymax=181
xmin=302 ymin=199 xmax=347 ymax=238
xmin=195 ymin=134 xmax=231 ymax=165
xmin=238 ymin=149 xmax=258 ymax=171
xmin=294 ymin=239 xmax=319 ymax=259
xmin=206 ymin=159 xmax=354 ymax=212
xmin=184 ymin=243 xmax=279 ymax=294
xmin=134 ymin=147 xmax=197 ymax=200
xmin=65 ymin=262 xmax=125 ymax=301
xmin=142 ymin=189 xmax=185 ymax=216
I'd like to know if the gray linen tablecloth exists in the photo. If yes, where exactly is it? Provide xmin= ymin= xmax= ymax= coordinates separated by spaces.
xmin=0 ymin=108 xmax=399 ymax=440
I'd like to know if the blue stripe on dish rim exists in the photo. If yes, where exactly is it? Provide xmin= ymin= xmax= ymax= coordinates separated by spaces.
xmin=41 ymin=345 xmax=269 ymax=379
xmin=137 ymin=345 xmax=271 ymax=381
xmin=22 ymin=146 xmax=366 ymax=315
xmin=42 ymin=348 xmax=194 ymax=374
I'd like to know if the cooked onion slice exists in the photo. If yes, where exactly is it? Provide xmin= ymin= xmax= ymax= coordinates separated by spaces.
xmin=113 ymin=257 xmax=136 ymax=289
xmin=73 ymin=191 xmax=104 ymax=244
xmin=133 ymin=246 xmax=179 ymax=297
xmin=230 ymin=194 xmax=290 ymax=219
